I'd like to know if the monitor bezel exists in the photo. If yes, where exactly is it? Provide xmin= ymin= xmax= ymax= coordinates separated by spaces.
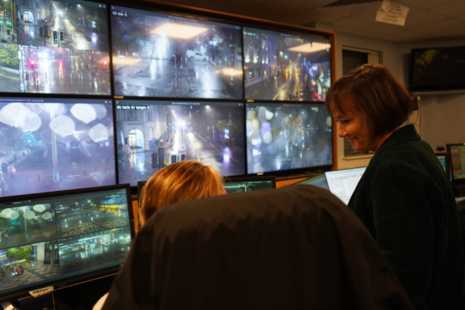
xmin=0 ymin=183 xmax=135 ymax=304
xmin=224 ymin=175 xmax=276 ymax=189
xmin=446 ymin=144 xmax=465 ymax=184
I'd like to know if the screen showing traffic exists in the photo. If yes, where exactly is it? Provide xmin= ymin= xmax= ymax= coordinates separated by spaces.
xmin=110 ymin=5 xmax=243 ymax=99
xmin=0 ymin=0 xmax=111 ymax=95
xmin=115 ymin=99 xmax=245 ymax=186
xmin=243 ymin=27 xmax=331 ymax=102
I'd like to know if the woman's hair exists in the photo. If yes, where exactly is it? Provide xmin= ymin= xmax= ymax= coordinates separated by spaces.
xmin=139 ymin=160 xmax=225 ymax=226
xmin=325 ymin=64 xmax=413 ymax=141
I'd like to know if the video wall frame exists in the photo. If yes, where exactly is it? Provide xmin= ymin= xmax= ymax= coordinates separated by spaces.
xmin=0 ymin=0 xmax=337 ymax=197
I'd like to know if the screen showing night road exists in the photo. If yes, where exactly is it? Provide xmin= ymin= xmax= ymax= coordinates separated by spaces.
xmin=0 ymin=97 xmax=116 ymax=197
xmin=110 ymin=6 xmax=243 ymax=99
xmin=246 ymin=102 xmax=332 ymax=174
xmin=243 ymin=27 xmax=331 ymax=102
xmin=0 ymin=0 xmax=111 ymax=95
xmin=0 ymin=186 xmax=132 ymax=300
xmin=115 ymin=100 xmax=245 ymax=186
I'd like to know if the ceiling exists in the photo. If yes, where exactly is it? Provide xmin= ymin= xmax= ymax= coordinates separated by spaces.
xmin=163 ymin=0 xmax=465 ymax=43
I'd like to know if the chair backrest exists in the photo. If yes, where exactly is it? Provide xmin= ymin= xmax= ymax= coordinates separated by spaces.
xmin=103 ymin=185 xmax=414 ymax=310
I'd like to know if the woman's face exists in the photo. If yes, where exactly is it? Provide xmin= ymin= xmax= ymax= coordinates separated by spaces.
xmin=333 ymin=109 xmax=371 ymax=152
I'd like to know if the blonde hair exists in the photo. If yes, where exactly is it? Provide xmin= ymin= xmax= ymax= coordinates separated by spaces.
xmin=139 ymin=161 xmax=225 ymax=226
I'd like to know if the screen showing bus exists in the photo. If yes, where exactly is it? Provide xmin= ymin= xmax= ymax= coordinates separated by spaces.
xmin=110 ymin=5 xmax=243 ymax=99
xmin=0 ymin=97 xmax=116 ymax=197
xmin=0 ymin=185 xmax=133 ymax=303
xmin=0 ymin=0 xmax=111 ymax=95
xmin=243 ymin=27 xmax=331 ymax=102
xmin=115 ymin=99 xmax=245 ymax=186
xmin=246 ymin=102 xmax=332 ymax=174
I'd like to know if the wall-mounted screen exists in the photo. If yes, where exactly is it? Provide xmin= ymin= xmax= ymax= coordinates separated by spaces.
xmin=110 ymin=5 xmax=243 ymax=99
xmin=409 ymin=46 xmax=465 ymax=92
xmin=243 ymin=27 xmax=331 ymax=102
xmin=246 ymin=102 xmax=332 ymax=174
xmin=115 ymin=99 xmax=245 ymax=186
xmin=0 ymin=0 xmax=111 ymax=95
xmin=0 ymin=97 xmax=116 ymax=197
xmin=0 ymin=184 xmax=134 ymax=303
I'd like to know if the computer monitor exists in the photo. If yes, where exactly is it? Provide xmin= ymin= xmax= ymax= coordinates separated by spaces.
xmin=325 ymin=167 xmax=366 ymax=205
xmin=446 ymin=144 xmax=465 ymax=183
xmin=110 ymin=5 xmax=243 ymax=99
xmin=435 ymin=151 xmax=451 ymax=182
xmin=115 ymin=99 xmax=246 ymax=188
xmin=8 ymin=0 xmax=111 ymax=95
xmin=223 ymin=176 xmax=276 ymax=194
xmin=0 ymin=184 xmax=135 ymax=304
xmin=0 ymin=96 xmax=116 ymax=197
xmin=246 ymin=102 xmax=332 ymax=175
xmin=243 ymin=27 xmax=331 ymax=102
xmin=292 ymin=173 xmax=329 ymax=190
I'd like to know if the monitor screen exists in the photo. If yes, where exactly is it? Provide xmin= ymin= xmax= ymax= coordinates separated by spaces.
xmin=435 ymin=151 xmax=451 ymax=181
xmin=110 ymin=5 xmax=243 ymax=99
xmin=0 ymin=97 xmax=116 ymax=197
xmin=223 ymin=176 xmax=275 ymax=194
xmin=409 ymin=46 xmax=465 ymax=92
xmin=115 ymin=99 xmax=246 ymax=187
xmin=325 ymin=167 xmax=366 ymax=205
xmin=246 ymin=102 xmax=332 ymax=174
xmin=243 ymin=27 xmax=331 ymax=102
xmin=293 ymin=173 xmax=329 ymax=190
xmin=4 ymin=0 xmax=111 ymax=95
xmin=447 ymin=144 xmax=465 ymax=181
xmin=0 ymin=184 xmax=134 ymax=303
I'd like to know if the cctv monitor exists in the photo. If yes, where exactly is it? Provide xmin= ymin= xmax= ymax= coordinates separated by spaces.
xmin=293 ymin=173 xmax=329 ymax=190
xmin=110 ymin=5 xmax=243 ymax=99
xmin=0 ymin=184 xmax=135 ymax=304
xmin=223 ymin=175 xmax=275 ymax=194
xmin=325 ymin=167 xmax=366 ymax=205
xmin=0 ymin=96 xmax=116 ymax=197
xmin=246 ymin=102 xmax=332 ymax=175
xmin=12 ymin=0 xmax=111 ymax=95
xmin=115 ymin=99 xmax=246 ymax=187
xmin=243 ymin=27 xmax=331 ymax=102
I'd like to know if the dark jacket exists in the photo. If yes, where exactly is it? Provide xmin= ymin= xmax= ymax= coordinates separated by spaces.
xmin=349 ymin=124 xmax=465 ymax=309
xmin=103 ymin=186 xmax=414 ymax=310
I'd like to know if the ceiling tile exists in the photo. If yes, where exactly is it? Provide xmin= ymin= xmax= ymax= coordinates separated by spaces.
xmin=408 ymin=18 xmax=465 ymax=35
xmin=286 ymin=8 xmax=345 ymax=25
xmin=429 ymin=1 xmax=465 ymax=17
xmin=347 ymin=23 xmax=396 ymax=37
xmin=331 ymin=17 xmax=372 ymax=32
xmin=396 ymin=0 xmax=457 ymax=10
xmin=247 ymin=1 xmax=309 ymax=21
xmin=403 ymin=11 xmax=447 ymax=29
xmin=272 ymin=0 xmax=333 ymax=10
xmin=351 ymin=6 xmax=420 ymax=22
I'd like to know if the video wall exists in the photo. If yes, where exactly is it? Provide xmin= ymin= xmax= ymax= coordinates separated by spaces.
xmin=0 ymin=0 xmax=334 ymax=196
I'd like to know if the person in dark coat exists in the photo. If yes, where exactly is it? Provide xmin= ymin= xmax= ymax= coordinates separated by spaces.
xmin=325 ymin=63 xmax=465 ymax=309
xmin=102 ymin=185 xmax=414 ymax=310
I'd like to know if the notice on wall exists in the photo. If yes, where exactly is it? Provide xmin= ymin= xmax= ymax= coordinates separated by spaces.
xmin=376 ymin=0 xmax=409 ymax=26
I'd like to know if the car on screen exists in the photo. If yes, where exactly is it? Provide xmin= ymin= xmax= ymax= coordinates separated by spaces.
xmin=186 ymin=49 xmax=208 ymax=62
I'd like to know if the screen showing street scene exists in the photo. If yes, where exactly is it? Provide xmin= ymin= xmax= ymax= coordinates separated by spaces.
xmin=246 ymin=102 xmax=332 ymax=174
xmin=115 ymin=100 xmax=246 ymax=186
xmin=243 ymin=27 xmax=331 ymax=102
xmin=110 ymin=5 xmax=243 ymax=99
xmin=0 ymin=97 xmax=116 ymax=197
xmin=0 ymin=187 xmax=132 ymax=297
xmin=0 ymin=0 xmax=111 ymax=94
